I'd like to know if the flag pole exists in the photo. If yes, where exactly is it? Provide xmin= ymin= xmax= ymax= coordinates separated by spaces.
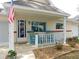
xmin=9 ymin=0 xmax=15 ymax=50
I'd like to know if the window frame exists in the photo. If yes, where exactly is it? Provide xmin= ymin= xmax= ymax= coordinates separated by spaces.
xmin=18 ymin=20 xmax=26 ymax=38
xmin=56 ymin=23 xmax=64 ymax=29
xmin=31 ymin=21 xmax=46 ymax=32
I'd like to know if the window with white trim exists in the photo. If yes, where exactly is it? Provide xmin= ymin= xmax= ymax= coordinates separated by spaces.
xmin=31 ymin=21 xmax=46 ymax=32
xmin=56 ymin=23 xmax=63 ymax=29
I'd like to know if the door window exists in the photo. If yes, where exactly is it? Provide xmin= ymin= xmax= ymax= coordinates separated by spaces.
xmin=18 ymin=20 xmax=26 ymax=38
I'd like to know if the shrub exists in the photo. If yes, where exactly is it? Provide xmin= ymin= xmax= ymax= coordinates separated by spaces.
xmin=67 ymin=37 xmax=76 ymax=47
xmin=69 ymin=42 xmax=76 ymax=47
xmin=66 ymin=38 xmax=74 ymax=43
xmin=74 ymin=37 xmax=79 ymax=43
xmin=77 ymin=37 xmax=79 ymax=43
xmin=8 ymin=50 xmax=17 ymax=57
xmin=55 ymin=42 xmax=63 ymax=50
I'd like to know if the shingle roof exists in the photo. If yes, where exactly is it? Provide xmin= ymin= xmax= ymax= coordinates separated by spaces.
xmin=6 ymin=1 xmax=69 ymax=15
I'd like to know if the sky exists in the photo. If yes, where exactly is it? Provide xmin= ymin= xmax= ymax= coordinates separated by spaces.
xmin=51 ymin=0 xmax=79 ymax=18
xmin=0 ymin=0 xmax=10 ymax=8
xmin=0 ymin=0 xmax=79 ymax=18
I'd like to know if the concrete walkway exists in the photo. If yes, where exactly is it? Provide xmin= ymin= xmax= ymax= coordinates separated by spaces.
xmin=17 ymin=51 xmax=35 ymax=59
xmin=0 ymin=44 xmax=35 ymax=59
xmin=0 ymin=46 xmax=8 ymax=59
xmin=16 ymin=44 xmax=35 ymax=59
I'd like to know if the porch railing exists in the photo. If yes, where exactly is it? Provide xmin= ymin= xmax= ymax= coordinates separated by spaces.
xmin=35 ymin=33 xmax=56 ymax=47
xmin=28 ymin=32 xmax=64 ymax=47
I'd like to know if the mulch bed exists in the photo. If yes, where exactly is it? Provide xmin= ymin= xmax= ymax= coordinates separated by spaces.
xmin=54 ymin=50 xmax=79 ymax=59
xmin=33 ymin=44 xmax=79 ymax=59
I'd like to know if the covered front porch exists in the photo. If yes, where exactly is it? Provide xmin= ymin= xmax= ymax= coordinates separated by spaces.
xmin=13 ymin=7 xmax=69 ymax=47
xmin=1 ymin=0 xmax=70 ymax=50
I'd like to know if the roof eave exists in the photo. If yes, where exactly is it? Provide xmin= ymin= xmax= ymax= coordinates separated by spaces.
xmin=3 ymin=3 xmax=70 ymax=17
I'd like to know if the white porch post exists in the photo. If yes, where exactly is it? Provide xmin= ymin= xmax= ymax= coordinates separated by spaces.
xmin=35 ymin=34 xmax=38 ymax=47
xmin=9 ymin=0 xmax=15 ymax=50
xmin=9 ymin=23 xmax=15 ymax=50
xmin=64 ymin=16 xmax=67 ymax=44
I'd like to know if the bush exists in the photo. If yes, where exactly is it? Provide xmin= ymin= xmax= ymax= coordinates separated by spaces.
xmin=74 ymin=37 xmax=79 ymax=43
xmin=55 ymin=42 xmax=63 ymax=50
xmin=5 ymin=50 xmax=17 ymax=59
xmin=67 ymin=37 xmax=77 ymax=47
xmin=8 ymin=50 xmax=17 ymax=57
xmin=69 ymin=42 xmax=76 ymax=47
xmin=67 ymin=38 xmax=74 ymax=43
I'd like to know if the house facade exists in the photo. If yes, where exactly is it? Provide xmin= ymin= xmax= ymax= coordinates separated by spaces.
xmin=0 ymin=0 xmax=78 ymax=48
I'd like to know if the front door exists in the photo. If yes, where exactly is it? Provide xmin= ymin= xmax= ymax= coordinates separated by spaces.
xmin=17 ymin=20 xmax=27 ymax=43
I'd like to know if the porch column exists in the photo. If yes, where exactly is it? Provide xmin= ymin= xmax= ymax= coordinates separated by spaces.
xmin=35 ymin=34 xmax=38 ymax=47
xmin=9 ymin=22 xmax=15 ymax=50
xmin=64 ymin=16 xmax=67 ymax=44
xmin=8 ymin=0 xmax=15 ymax=50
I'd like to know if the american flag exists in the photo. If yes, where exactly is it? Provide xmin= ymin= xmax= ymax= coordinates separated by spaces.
xmin=8 ymin=5 xmax=14 ymax=23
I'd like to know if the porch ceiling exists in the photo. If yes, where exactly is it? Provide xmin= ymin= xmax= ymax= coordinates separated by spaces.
xmin=15 ymin=8 xmax=63 ymax=20
xmin=15 ymin=6 xmax=66 ymax=18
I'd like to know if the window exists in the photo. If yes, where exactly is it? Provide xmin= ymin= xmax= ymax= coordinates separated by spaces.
xmin=31 ymin=21 xmax=46 ymax=32
xmin=56 ymin=23 xmax=63 ymax=29
xmin=18 ymin=20 xmax=26 ymax=38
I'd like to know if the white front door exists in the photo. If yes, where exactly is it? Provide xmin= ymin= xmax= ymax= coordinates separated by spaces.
xmin=16 ymin=20 xmax=27 ymax=43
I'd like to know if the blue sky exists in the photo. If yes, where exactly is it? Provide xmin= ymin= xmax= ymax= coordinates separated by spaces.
xmin=0 ymin=0 xmax=79 ymax=18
